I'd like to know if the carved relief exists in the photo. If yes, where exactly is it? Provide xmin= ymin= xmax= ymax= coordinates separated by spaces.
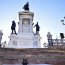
xmin=22 ymin=19 xmax=30 ymax=33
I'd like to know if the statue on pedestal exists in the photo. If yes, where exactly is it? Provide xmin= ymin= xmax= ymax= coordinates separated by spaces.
xmin=23 ymin=2 xmax=29 ymax=11
xmin=11 ymin=21 xmax=16 ymax=34
xmin=34 ymin=22 xmax=40 ymax=34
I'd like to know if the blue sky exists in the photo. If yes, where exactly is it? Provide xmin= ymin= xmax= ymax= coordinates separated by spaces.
xmin=0 ymin=0 xmax=65 ymax=46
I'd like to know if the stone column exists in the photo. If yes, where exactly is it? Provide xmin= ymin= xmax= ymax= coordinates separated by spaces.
xmin=19 ymin=21 xmax=22 ymax=33
xmin=0 ymin=30 xmax=3 ymax=48
xmin=30 ymin=19 xmax=33 ymax=33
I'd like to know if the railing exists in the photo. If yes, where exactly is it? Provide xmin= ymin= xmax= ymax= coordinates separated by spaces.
xmin=52 ymin=39 xmax=65 ymax=45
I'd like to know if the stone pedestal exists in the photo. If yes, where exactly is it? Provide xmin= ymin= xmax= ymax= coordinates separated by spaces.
xmin=8 ymin=11 xmax=41 ymax=48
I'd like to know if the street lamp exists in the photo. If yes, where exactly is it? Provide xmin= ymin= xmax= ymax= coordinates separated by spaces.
xmin=61 ymin=17 xmax=65 ymax=25
xmin=61 ymin=17 xmax=65 ymax=44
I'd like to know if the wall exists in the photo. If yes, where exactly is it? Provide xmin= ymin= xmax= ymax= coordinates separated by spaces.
xmin=0 ymin=46 xmax=65 ymax=64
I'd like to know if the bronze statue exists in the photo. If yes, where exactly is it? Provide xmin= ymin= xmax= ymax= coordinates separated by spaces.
xmin=34 ymin=22 xmax=40 ymax=34
xmin=23 ymin=2 xmax=29 ymax=11
xmin=11 ymin=20 xmax=16 ymax=34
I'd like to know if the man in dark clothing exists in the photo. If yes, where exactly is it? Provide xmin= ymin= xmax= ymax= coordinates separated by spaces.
xmin=22 ymin=59 xmax=28 ymax=65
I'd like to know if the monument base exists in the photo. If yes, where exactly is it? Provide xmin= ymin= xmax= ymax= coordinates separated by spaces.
xmin=8 ymin=10 xmax=41 ymax=48
xmin=8 ymin=33 xmax=41 ymax=48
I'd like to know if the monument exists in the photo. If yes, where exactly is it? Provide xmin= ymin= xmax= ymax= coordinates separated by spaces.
xmin=47 ymin=32 xmax=53 ymax=46
xmin=8 ymin=2 xmax=41 ymax=48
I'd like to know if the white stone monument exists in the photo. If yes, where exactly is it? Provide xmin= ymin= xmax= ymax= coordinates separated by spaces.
xmin=8 ymin=3 xmax=41 ymax=48
xmin=47 ymin=32 xmax=53 ymax=46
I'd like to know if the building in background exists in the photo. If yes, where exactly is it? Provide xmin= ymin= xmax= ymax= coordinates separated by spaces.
xmin=47 ymin=32 xmax=65 ymax=47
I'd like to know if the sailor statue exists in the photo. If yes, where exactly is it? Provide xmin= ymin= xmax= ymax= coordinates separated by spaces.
xmin=23 ymin=2 xmax=29 ymax=11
